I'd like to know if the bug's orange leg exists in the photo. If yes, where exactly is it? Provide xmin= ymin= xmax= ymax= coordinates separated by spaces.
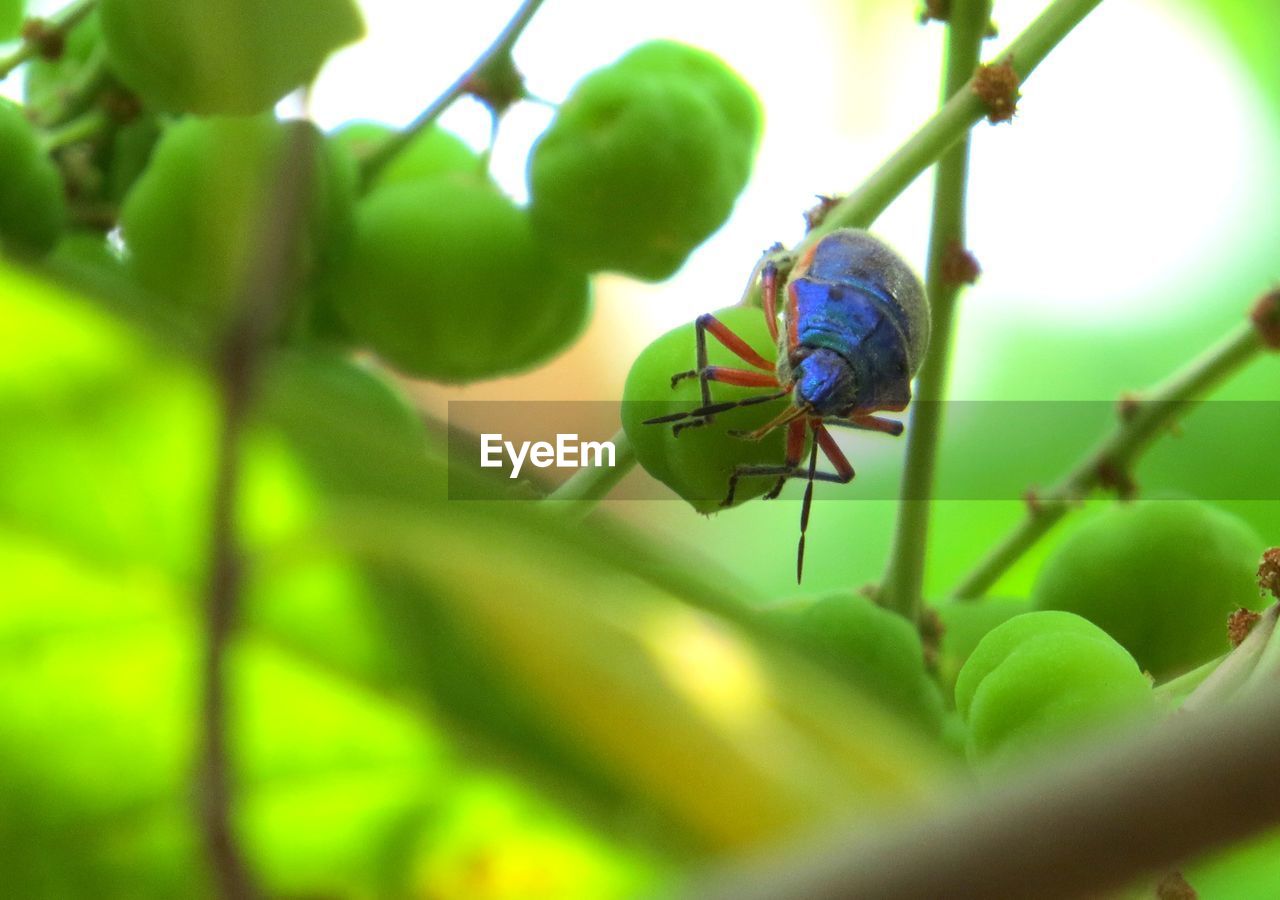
xmin=719 ymin=457 xmax=848 ymax=509
xmin=671 ymin=313 xmax=775 ymax=388
xmin=718 ymin=419 xmax=854 ymax=510
xmin=697 ymin=366 xmax=779 ymax=388
xmin=668 ymin=313 xmax=777 ymax=434
xmin=827 ymin=413 xmax=905 ymax=437
xmin=760 ymin=258 xmax=781 ymax=344
xmin=785 ymin=280 xmax=800 ymax=354
xmin=764 ymin=417 xmax=807 ymax=500
xmin=812 ymin=422 xmax=856 ymax=483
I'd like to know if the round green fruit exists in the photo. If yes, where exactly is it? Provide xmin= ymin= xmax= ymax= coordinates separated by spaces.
xmin=954 ymin=609 xmax=1116 ymax=718
xmin=1032 ymin=501 xmax=1265 ymax=680
xmin=120 ymin=116 xmax=354 ymax=320
xmin=758 ymin=593 xmax=944 ymax=734
xmin=100 ymin=0 xmax=364 ymax=115
xmin=0 ymin=100 xmax=66 ymax=257
xmin=933 ymin=596 xmax=1031 ymax=702
xmin=527 ymin=41 xmax=760 ymax=281
xmin=957 ymin=611 xmax=1155 ymax=764
xmin=331 ymin=121 xmax=478 ymax=190
xmin=621 ymin=307 xmax=789 ymax=513
xmin=330 ymin=174 xmax=590 ymax=383
xmin=103 ymin=115 xmax=162 ymax=205
xmin=610 ymin=40 xmax=760 ymax=148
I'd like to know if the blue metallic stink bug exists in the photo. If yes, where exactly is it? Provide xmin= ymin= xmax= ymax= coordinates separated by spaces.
xmin=644 ymin=228 xmax=930 ymax=580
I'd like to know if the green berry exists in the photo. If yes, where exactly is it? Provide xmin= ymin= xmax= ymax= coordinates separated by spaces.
xmin=103 ymin=115 xmax=162 ymax=206
xmin=610 ymin=40 xmax=760 ymax=148
xmin=528 ymin=41 xmax=761 ymax=281
xmin=99 ymin=0 xmax=364 ymax=115
xmin=957 ymin=611 xmax=1155 ymax=764
xmin=330 ymin=121 xmax=478 ymax=190
xmin=120 ymin=116 xmax=354 ymax=320
xmin=330 ymin=174 xmax=590 ymax=383
xmin=621 ymin=307 xmax=788 ymax=513
xmin=1032 ymin=501 xmax=1265 ymax=680
xmin=758 ymin=593 xmax=944 ymax=734
xmin=0 ymin=99 xmax=66 ymax=258
xmin=934 ymin=596 xmax=1030 ymax=702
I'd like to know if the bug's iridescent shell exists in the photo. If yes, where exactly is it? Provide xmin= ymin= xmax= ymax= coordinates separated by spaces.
xmin=778 ymin=229 xmax=928 ymax=413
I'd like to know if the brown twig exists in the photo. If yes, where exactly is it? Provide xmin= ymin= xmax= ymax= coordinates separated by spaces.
xmin=0 ymin=0 xmax=97 ymax=80
xmin=690 ymin=682 xmax=1280 ymax=900
xmin=198 ymin=125 xmax=319 ymax=900
xmin=358 ymin=0 xmax=546 ymax=187
xmin=952 ymin=298 xmax=1276 ymax=599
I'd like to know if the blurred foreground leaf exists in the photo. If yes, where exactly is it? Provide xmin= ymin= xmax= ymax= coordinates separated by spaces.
xmin=0 ymin=259 xmax=953 ymax=895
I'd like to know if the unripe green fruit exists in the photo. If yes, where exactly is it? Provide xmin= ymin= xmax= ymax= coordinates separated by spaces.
xmin=1032 ymin=501 xmax=1265 ymax=680
xmin=120 ymin=116 xmax=354 ymax=319
xmin=330 ymin=174 xmax=590 ymax=382
xmin=610 ymin=40 xmax=760 ymax=148
xmin=934 ymin=596 xmax=1031 ymax=702
xmin=957 ymin=611 xmax=1155 ymax=764
xmin=100 ymin=0 xmax=364 ymax=115
xmin=0 ymin=100 xmax=66 ymax=257
xmin=104 ymin=115 xmax=162 ymax=206
xmin=758 ymin=593 xmax=944 ymax=734
xmin=621 ymin=307 xmax=789 ymax=513
xmin=528 ymin=41 xmax=760 ymax=281
xmin=331 ymin=121 xmax=478 ymax=190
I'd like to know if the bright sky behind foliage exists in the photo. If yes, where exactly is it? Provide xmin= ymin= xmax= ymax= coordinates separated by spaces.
xmin=6 ymin=0 xmax=1277 ymax=396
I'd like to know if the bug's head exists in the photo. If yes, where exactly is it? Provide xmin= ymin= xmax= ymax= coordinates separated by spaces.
xmin=794 ymin=348 xmax=856 ymax=416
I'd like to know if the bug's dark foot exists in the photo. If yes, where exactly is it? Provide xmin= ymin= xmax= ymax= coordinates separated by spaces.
xmin=672 ymin=417 xmax=710 ymax=437
xmin=670 ymin=370 xmax=697 ymax=388
xmin=763 ymin=477 xmax=788 ymax=500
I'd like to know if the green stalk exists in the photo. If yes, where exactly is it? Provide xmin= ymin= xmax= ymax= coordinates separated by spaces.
xmin=746 ymin=0 xmax=1107 ymax=298
xmin=0 ymin=0 xmax=97 ymax=80
xmin=40 ymin=107 xmax=110 ymax=152
xmin=546 ymin=429 xmax=634 ymax=505
xmin=359 ymin=0 xmax=546 ymax=188
xmin=877 ymin=0 xmax=989 ymax=621
xmin=952 ymin=315 xmax=1271 ymax=599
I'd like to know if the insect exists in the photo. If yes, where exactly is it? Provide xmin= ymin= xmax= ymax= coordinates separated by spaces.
xmin=643 ymin=228 xmax=930 ymax=581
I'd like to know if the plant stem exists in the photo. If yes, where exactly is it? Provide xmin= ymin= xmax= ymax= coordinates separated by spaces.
xmin=0 ymin=0 xmax=97 ymax=81
xmin=744 ymin=0 xmax=1105 ymax=314
xmin=199 ymin=128 xmax=319 ymax=900
xmin=690 ymin=684 xmax=1280 ymax=900
xmin=951 ymin=313 xmax=1271 ymax=599
xmin=40 ymin=106 xmax=109 ymax=152
xmin=546 ymin=429 xmax=634 ymax=504
xmin=358 ymin=0 xmax=546 ymax=188
xmin=877 ymin=0 xmax=988 ymax=621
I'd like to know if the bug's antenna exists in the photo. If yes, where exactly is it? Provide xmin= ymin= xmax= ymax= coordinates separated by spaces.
xmin=641 ymin=390 xmax=789 ymax=425
xmin=797 ymin=435 xmax=819 ymax=584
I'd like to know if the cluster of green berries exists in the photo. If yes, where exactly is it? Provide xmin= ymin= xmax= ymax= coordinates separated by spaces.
xmin=755 ymin=501 xmax=1268 ymax=768
xmin=4 ymin=0 xmax=761 ymax=386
